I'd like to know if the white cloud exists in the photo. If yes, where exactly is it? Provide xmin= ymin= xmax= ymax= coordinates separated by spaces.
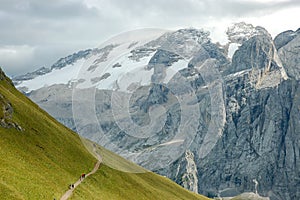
xmin=239 ymin=6 xmax=300 ymax=37
xmin=0 ymin=45 xmax=36 ymax=76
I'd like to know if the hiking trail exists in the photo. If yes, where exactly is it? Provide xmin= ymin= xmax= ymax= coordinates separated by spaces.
xmin=60 ymin=145 xmax=102 ymax=200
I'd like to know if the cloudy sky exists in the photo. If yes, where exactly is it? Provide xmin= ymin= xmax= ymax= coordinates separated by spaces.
xmin=1 ymin=0 xmax=300 ymax=76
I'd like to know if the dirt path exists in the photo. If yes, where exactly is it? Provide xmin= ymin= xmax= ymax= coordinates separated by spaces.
xmin=60 ymin=146 xmax=102 ymax=200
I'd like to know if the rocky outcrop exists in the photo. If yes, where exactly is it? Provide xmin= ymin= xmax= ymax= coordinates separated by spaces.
xmin=181 ymin=150 xmax=199 ymax=193
xmin=0 ymin=68 xmax=23 ymax=131
xmin=0 ymin=93 xmax=13 ymax=128
xmin=1 ymin=68 xmax=14 ymax=86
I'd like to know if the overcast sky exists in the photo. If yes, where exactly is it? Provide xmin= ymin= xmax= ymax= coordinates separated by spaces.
xmin=0 ymin=0 xmax=300 ymax=77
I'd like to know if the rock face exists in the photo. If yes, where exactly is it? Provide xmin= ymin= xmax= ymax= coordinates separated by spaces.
xmin=13 ymin=24 xmax=300 ymax=200
xmin=277 ymin=32 xmax=300 ymax=80
xmin=274 ymin=29 xmax=300 ymax=50
xmin=0 ymin=68 xmax=22 ymax=131
xmin=181 ymin=150 xmax=199 ymax=193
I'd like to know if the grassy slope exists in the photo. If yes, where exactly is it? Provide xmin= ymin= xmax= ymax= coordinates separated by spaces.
xmin=72 ymin=141 xmax=211 ymax=200
xmin=0 ymin=71 xmax=96 ymax=199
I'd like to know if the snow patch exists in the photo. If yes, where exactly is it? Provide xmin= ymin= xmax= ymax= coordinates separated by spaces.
xmin=18 ymin=58 xmax=85 ymax=92
xmin=159 ymin=139 xmax=184 ymax=146
xmin=228 ymin=43 xmax=240 ymax=59
xmin=94 ymin=51 xmax=156 ymax=91
xmin=226 ymin=69 xmax=251 ymax=79
xmin=163 ymin=59 xmax=189 ymax=83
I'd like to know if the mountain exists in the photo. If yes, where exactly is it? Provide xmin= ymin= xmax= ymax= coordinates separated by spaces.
xmin=0 ymin=67 xmax=210 ymax=199
xmin=13 ymin=23 xmax=300 ymax=200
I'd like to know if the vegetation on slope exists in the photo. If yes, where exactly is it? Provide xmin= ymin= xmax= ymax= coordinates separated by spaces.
xmin=0 ymin=68 xmax=96 ymax=199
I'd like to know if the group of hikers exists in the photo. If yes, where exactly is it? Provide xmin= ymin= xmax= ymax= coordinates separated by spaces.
xmin=69 ymin=173 xmax=86 ymax=190
xmin=80 ymin=173 xmax=86 ymax=181
xmin=69 ymin=184 xmax=75 ymax=189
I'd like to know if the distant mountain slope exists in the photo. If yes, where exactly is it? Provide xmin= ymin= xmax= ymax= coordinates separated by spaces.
xmin=0 ymin=67 xmax=209 ymax=200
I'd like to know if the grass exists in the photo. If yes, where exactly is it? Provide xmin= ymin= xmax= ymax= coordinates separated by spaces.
xmin=0 ymin=71 xmax=96 ymax=199
xmin=81 ymin=139 xmax=147 ymax=173
xmin=72 ymin=165 xmax=211 ymax=200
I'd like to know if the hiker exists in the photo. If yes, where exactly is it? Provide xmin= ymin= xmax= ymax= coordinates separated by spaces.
xmin=72 ymin=184 xmax=74 ymax=189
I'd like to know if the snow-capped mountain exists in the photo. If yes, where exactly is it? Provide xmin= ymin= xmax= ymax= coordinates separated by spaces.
xmin=225 ymin=22 xmax=271 ymax=59
xmin=15 ymin=28 xmax=210 ymax=93
xmin=13 ymin=23 xmax=300 ymax=200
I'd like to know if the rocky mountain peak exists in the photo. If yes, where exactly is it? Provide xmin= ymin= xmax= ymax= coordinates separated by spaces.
xmin=274 ymin=28 xmax=300 ymax=50
xmin=51 ymin=49 xmax=93 ymax=70
xmin=227 ymin=22 xmax=271 ymax=44
xmin=225 ymin=24 xmax=288 ymax=90
xmin=146 ymin=28 xmax=210 ymax=58
xmin=277 ymin=30 xmax=300 ymax=80
xmin=225 ymin=22 xmax=272 ymax=59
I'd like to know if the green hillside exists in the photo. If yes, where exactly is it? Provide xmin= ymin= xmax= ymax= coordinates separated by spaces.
xmin=0 ymin=69 xmax=97 ymax=199
xmin=0 ymin=68 xmax=210 ymax=200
